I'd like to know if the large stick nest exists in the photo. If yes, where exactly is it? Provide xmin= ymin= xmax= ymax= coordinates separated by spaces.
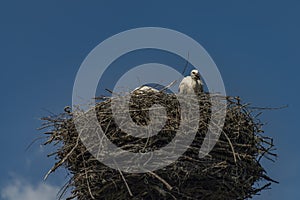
xmin=41 ymin=91 xmax=277 ymax=200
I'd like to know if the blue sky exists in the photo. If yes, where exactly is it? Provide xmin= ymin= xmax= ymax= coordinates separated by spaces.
xmin=0 ymin=0 xmax=299 ymax=199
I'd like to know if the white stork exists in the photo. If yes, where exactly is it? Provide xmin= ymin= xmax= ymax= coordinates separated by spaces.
xmin=178 ymin=69 xmax=203 ymax=95
xmin=132 ymin=85 xmax=159 ymax=94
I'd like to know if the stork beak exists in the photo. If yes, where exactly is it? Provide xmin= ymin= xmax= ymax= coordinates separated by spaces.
xmin=195 ymin=73 xmax=200 ymax=79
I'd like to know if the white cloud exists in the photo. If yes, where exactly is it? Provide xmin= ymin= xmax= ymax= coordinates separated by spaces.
xmin=1 ymin=179 xmax=60 ymax=200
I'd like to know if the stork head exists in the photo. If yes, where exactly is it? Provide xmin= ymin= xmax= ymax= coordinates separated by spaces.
xmin=190 ymin=69 xmax=200 ymax=80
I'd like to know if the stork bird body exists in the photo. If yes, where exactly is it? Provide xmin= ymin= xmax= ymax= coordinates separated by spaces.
xmin=132 ymin=85 xmax=159 ymax=94
xmin=178 ymin=70 xmax=203 ymax=95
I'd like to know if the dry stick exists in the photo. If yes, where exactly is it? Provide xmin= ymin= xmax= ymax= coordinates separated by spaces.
xmin=211 ymin=120 xmax=238 ymax=163
xmin=159 ymin=80 xmax=177 ymax=92
xmin=181 ymin=52 xmax=189 ymax=75
xmin=142 ymin=131 xmax=151 ymax=152
xmin=44 ymin=135 xmax=80 ymax=180
xmin=38 ymin=124 xmax=57 ymax=130
xmin=248 ymin=104 xmax=288 ymax=110
xmin=105 ymin=88 xmax=121 ymax=97
xmin=147 ymin=171 xmax=173 ymax=191
xmin=223 ymin=131 xmax=238 ymax=163
xmin=114 ymin=160 xmax=133 ymax=197
xmin=25 ymin=136 xmax=45 ymax=151
xmin=83 ymin=156 xmax=96 ymax=199
xmin=98 ymin=105 xmax=171 ymax=114
xmin=58 ymin=180 xmax=72 ymax=200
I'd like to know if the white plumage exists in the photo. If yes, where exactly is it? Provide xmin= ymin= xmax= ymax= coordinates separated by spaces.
xmin=132 ymin=86 xmax=159 ymax=94
xmin=178 ymin=69 xmax=203 ymax=95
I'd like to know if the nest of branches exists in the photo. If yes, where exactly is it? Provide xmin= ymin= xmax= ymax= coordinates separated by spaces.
xmin=41 ymin=91 xmax=277 ymax=200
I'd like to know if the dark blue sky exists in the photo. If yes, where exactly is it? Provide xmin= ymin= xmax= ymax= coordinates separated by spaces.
xmin=0 ymin=1 xmax=299 ymax=199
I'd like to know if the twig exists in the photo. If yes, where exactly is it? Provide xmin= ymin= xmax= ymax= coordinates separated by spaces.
xmin=148 ymin=171 xmax=173 ymax=191
xmin=105 ymin=88 xmax=121 ymax=97
xmin=44 ymin=136 xmax=80 ymax=180
xmin=181 ymin=52 xmax=189 ymax=75
xmin=83 ymin=155 xmax=95 ymax=199
xmin=222 ymin=131 xmax=238 ymax=163
xmin=114 ymin=160 xmax=133 ymax=197
xmin=210 ymin=120 xmax=238 ymax=163
xmin=25 ymin=136 xmax=45 ymax=152
xmin=160 ymin=80 xmax=177 ymax=92
xmin=248 ymin=105 xmax=288 ymax=110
